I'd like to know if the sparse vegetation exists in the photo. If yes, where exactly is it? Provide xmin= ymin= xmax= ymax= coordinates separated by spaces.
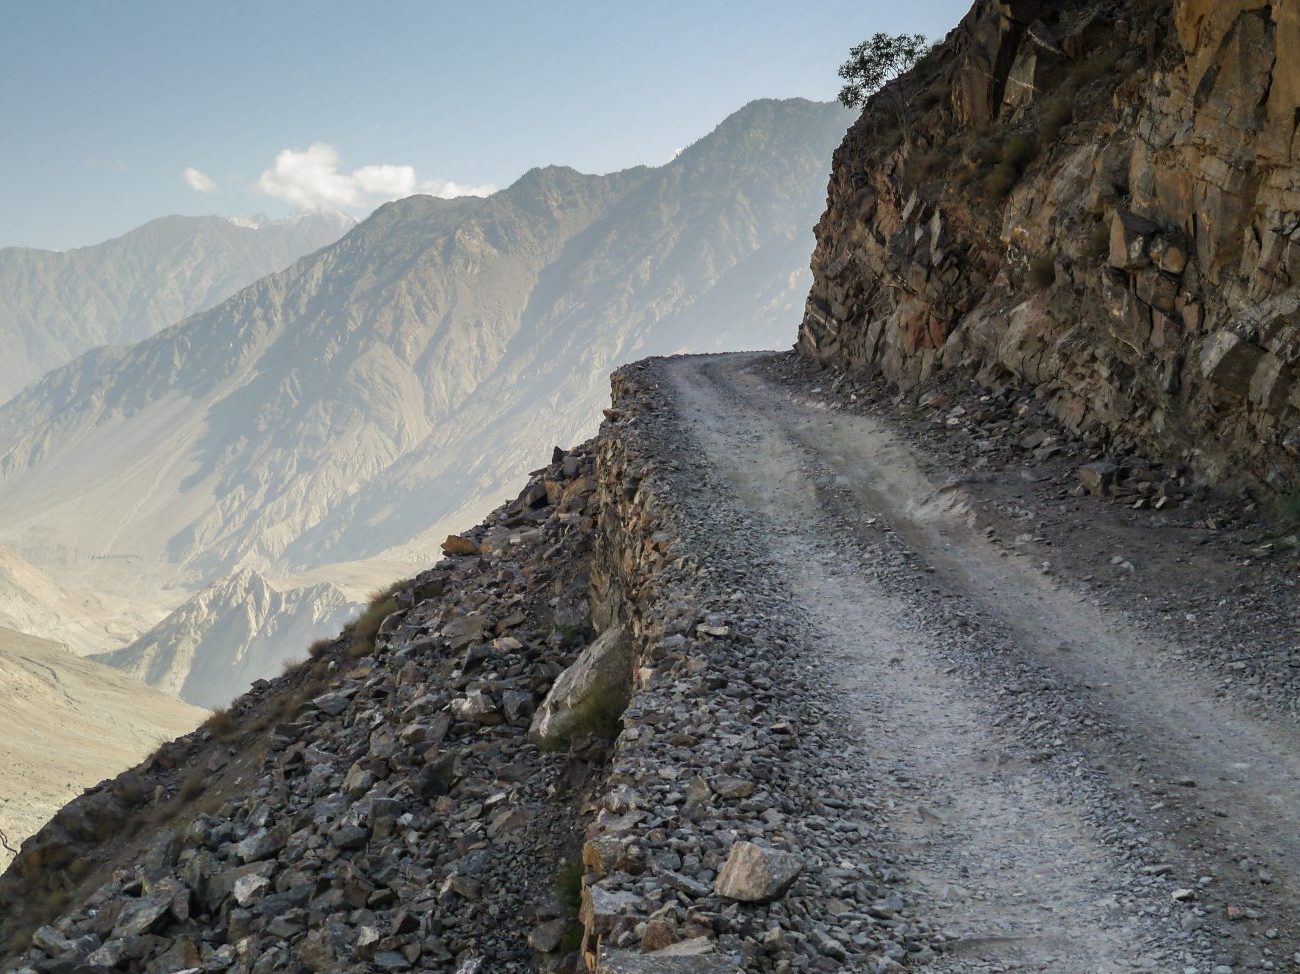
xmin=344 ymin=581 xmax=405 ymax=660
xmin=114 ymin=778 xmax=148 ymax=807
xmin=1037 ymin=91 xmax=1075 ymax=145
xmin=179 ymin=771 xmax=207 ymax=802
xmin=307 ymin=637 xmax=335 ymax=658
xmin=1068 ymin=45 xmax=1124 ymax=90
xmin=280 ymin=655 xmax=311 ymax=677
xmin=554 ymin=856 xmax=584 ymax=912
xmin=903 ymin=146 xmax=944 ymax=190
xmin=203 ymin=707 xmax=238 ymax=743
xmin=983 ymin=135 xmax=1038 ymax=198
xmin=29 ymin=885 xmax=72 ymax=935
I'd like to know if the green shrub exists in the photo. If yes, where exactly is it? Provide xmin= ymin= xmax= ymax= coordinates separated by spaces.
xmin=554 ymin=856 xmax=584 ymax=912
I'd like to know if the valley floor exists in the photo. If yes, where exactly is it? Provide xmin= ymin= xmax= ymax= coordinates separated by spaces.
xmin=0 ymin=628 xmax=205 ymax=871
xmin=668 ymin=352 xmax=1300 ymax=973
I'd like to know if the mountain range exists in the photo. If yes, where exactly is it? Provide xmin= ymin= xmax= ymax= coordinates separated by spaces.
xmin=0 ymin=98 xmax=851 ymax=705
xmin=0 ymin=210 xmax=355 ymax=404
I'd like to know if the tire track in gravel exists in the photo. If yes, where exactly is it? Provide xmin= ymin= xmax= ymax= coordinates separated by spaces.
xmin=667 ymin=352 xmax=1300 ymax=972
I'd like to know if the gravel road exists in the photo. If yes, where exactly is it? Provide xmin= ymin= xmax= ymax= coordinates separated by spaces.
xmin=666 ymin=352 xmax=1300 ymax=973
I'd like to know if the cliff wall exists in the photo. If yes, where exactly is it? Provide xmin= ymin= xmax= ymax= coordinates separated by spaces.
xmin=799 ymin=0 xmax=1300 ymax=494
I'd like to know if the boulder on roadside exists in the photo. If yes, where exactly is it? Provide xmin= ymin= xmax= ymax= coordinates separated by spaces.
xmin=529 ymin=624 xmax=633 ymax=748
xmin=1078 ymin=461 xmax=1120 ymax=496
xmin=713 ymin=841 xmax=803 ymax=903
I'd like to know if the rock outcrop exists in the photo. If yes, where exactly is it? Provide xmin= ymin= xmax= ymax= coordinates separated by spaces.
xmin=799 ymin=0 xmax=1300 ymax=496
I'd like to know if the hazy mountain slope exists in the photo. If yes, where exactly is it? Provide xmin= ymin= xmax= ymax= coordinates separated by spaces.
xmin=293 ymin=99 xmax=851 ymax=565
xmin=0 ymin=210 xmax=355 ymax=403
xmin=94 ymin=569 xmax=357 ymax=707
xmin=0 ymin=626 xmax=204 ymax=870
xmin=0 ymin=545 xmax=153 ymax=655
xmin=0 ymin=98 xmax=850 ymax=700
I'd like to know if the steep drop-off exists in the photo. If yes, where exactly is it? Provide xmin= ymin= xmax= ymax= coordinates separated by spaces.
xmin=799 ymin=0 xmax=1300 ymax=495
xmin=94 ymin=569 xmax=358 ymax=708
xmin=0 ymin=627 xmax=204 ymax=872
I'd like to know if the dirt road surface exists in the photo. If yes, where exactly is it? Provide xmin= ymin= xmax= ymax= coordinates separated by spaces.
xmin=668 ymin=352 xmax=1300 ymax=973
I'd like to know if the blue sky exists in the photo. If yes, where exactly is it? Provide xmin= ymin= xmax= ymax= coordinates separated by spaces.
xmin=1 ymin=0 xmax=970 ymax=250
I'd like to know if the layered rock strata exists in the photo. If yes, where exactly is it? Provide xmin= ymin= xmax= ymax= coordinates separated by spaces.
xmin=799 ymin=0 xmax=1300 ymax=494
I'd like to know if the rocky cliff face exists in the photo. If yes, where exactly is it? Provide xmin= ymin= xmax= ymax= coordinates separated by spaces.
xmin=799 ymin=0 xmax=1300 ymax=496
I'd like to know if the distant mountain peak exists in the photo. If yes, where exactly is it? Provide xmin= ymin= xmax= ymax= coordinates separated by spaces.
xmin=0 ymin=97 xmax=853 ymax=704
xmin=0 ymin=211 xmax=356 ymax=402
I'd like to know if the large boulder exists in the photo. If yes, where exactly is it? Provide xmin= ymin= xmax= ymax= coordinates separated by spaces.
xmin=597 ymin=940 xmax=737 ymax=973
xmin=713 ymin=842 xmax=804 ymax=903
xmin=529 ymin=625 xmax=633 ymax=748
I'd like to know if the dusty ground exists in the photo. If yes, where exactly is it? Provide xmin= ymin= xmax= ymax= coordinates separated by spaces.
xmin=0 ymin=626 xmax=205 ymax=870
xmin=667 ymin=352 xmax=1300 ymax=973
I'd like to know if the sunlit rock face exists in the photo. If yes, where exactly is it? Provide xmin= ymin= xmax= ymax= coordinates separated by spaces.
xmin=801 ymin=0 xmax=1300 ymax=494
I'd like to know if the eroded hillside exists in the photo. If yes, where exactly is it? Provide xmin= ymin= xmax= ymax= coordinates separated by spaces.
xmin=0 ymin=627 xmax=204 ymax=873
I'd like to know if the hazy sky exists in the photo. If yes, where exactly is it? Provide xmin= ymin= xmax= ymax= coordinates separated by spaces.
xmin=1 ymin=0 xmax=970 ymax=250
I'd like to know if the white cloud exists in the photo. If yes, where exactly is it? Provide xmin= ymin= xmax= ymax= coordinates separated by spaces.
xmin=255 ymin=144 xmax=494 ymax=210
xmin=183 ymin=167 xmax=217 ymax=193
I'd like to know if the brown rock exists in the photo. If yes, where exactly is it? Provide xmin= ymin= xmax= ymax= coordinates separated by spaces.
xmin=441 ymin=534 xmax=479 ymax=556
xmin=713 ymin=841 xmax=803 ymax=903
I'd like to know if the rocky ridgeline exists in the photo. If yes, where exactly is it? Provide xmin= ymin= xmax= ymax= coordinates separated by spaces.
xmin=0 ymin=360 xmax=940 ymax=973
xmin=800 ymin=0 xmax=1300 ymax=497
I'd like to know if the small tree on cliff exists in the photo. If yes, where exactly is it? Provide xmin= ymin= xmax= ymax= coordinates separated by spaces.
xmin=838 ymin=32 xmax=929 ymax=140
